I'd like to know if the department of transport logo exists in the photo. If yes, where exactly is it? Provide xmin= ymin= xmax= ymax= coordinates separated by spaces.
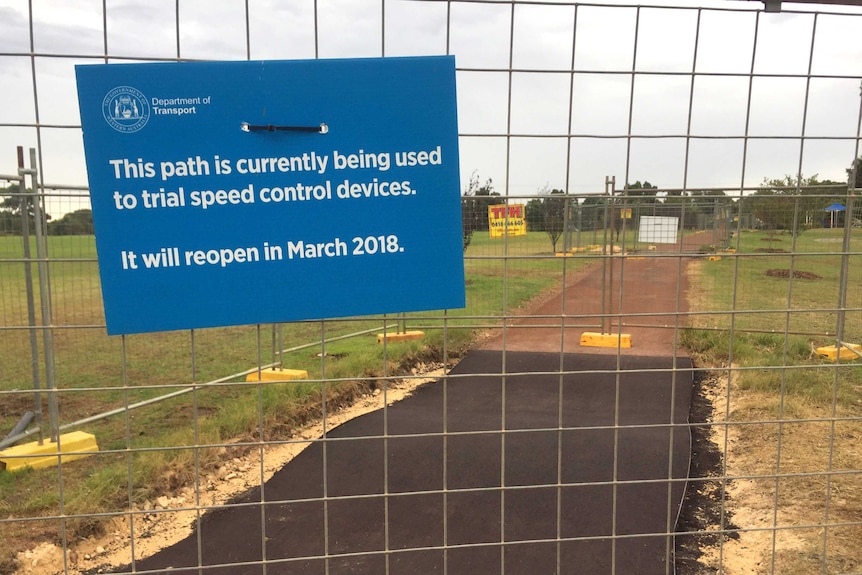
xmin=102 ymin=86 xmax=149 ymax=133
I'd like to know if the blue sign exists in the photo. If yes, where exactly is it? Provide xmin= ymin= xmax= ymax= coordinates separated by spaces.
xmin=75 ymin=57 xmax=464 ymax=335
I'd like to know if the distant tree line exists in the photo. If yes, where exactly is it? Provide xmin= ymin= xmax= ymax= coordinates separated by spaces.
xmin=0 ymin=184 xmax=45 ymax=235
xmin=47 ymin=209 xmax=94 ymax=235
xmin=1 ymin=184 xmax=93 ymax=235
xmin=461 ymin=172 xmax=498 ymax=251
xmin=742 ymin=170 xmax=852 ymax=235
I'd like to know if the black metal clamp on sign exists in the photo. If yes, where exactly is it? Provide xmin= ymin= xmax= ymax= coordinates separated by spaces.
xmin=240 ymin=122 xmax=328 ymax=134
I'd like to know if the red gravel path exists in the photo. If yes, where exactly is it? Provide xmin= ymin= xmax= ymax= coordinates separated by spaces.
xmin=481 ymin=232 xmax=713 ymax=357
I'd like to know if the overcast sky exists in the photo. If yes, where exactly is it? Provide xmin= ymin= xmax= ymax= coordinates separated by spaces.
xmin=1 ymin=0 xmax=861 ymax=216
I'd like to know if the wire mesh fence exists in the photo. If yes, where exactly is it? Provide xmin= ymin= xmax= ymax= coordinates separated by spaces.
xmin=1 ymin=0 xmax=861 ymax=574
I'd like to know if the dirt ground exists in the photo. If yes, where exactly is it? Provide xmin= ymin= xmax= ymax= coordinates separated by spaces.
xmin=479 ymin=253 xmax=693 ymax=357
xmin=13 ymin=369 xmax=447 ymax=575
xmin=13 ymin=232 xmax=769 ymax=575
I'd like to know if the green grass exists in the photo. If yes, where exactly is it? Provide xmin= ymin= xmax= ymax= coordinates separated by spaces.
xmin=2 ymin=227 xmax=861 ymax=570
xmin=684 ymin=227 xmax=862 ymax=408
xmin=692 ymin=227 xmax=862 ymax=336
xmin=0 ymin=230 xmax=592 ymax=565
xmin=681 ymin=328 xmax=862 ymax=407
xmin=683 ymin=229 xmax=862 ymax=574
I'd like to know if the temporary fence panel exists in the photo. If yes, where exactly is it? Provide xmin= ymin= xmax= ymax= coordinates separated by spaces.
xmin=0 ymin=1 xmax=861 ymax=575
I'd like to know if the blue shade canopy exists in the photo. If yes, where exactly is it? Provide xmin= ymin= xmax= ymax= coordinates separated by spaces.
xmin=824 ymin=203 xmax=846 ymax=212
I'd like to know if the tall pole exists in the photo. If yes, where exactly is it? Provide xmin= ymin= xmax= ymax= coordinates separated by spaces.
xmin=837 ymin=81 xmax=862 ymax=350
xmin=607 ymin=177 xmax=616 ymax=335
xmin=17 ymin=146 xmax=44 ymax=444
xmin=601 ymin=176 xmax=615 ymax=334
xmin=27 ymin=148 xmax=59 ymax=442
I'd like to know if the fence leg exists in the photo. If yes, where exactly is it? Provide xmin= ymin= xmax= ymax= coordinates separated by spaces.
xmin=25 ymin=148 xmax=59 ymax=443
xmin=15 ymin=148 xmax=44 ymax=445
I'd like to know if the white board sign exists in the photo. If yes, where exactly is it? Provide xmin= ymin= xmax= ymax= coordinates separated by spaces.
xmin=638 ymin=216 xmax=678 ymax=244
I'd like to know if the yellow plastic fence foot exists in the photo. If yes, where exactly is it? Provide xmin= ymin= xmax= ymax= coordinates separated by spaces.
xmin=580 ymin=332 xmax=632 ymax=348
xmin=0 ymin=431 xmax=98 ymax=472
xmin=377 ymin=330 xmax=425 ymax=344
xmin=245 ymin=368 xmax=308 ymax=382
xmin=815 ymin=343 xmax=862 ymax=361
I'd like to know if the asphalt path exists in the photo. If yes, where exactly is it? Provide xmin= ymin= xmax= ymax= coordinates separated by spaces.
xmin=115 ymin=238 xmax=703 ymax=575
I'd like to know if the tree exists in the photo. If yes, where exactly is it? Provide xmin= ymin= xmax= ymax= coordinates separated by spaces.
xmin=47 ymin=209 xmax=94 ymax=235
xmin=847 ymin=157 xmax=861 ymax=227
xmin=1 ymin=184 xmax=32 ymax=217
xmin=525 ymin=198 xmax=544 ymax=231
xmin=580 ymin=195 xmax=607 ymax=231
xmin=696 ymin=189 xmax=729 ymax=221
xmin=0 ymin=184 xmax=50 ymax=235
xmin=541 ymin=187 xmax=567 ymax=252
xmin=625 ymin=180 xmax=658 ymax=203
xmin=620 ymin=180 xmax=659 ymax=235
xmin=848 ymin=156 xmax=861 ymax=191
xmin=461 ymin=171 xmax=497 ymax=252
xmin=687 ymin=189 xmax=727 ymax=202
xmin=745 ymin=174 xmax=844 ymax=235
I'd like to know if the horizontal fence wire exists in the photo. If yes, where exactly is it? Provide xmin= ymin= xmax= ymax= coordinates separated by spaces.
xmin=1 ymin=1 xmax=861 ymax=575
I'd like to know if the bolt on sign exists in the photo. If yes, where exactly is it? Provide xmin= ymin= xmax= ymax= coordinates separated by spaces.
xmin=488 ymin=204 xmax=526 ymax=238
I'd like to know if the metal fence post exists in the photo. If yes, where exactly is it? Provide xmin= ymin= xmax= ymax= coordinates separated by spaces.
xmin=15 ymin=146 xmax=45 ymax=445
xmin=26 ymin=147 xmax=59 ymax=443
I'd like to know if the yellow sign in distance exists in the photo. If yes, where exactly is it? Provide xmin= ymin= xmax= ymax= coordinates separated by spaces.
xmin=488 ymin=203 xmax=527 ymax=238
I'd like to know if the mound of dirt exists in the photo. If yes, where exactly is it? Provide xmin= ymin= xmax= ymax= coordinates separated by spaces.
xmin=765 ymin=268 xmax=821 ymax=280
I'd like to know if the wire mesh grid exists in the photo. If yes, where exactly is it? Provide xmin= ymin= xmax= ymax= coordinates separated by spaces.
xmin=1 ymin=0 xmax=861 ymax=574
